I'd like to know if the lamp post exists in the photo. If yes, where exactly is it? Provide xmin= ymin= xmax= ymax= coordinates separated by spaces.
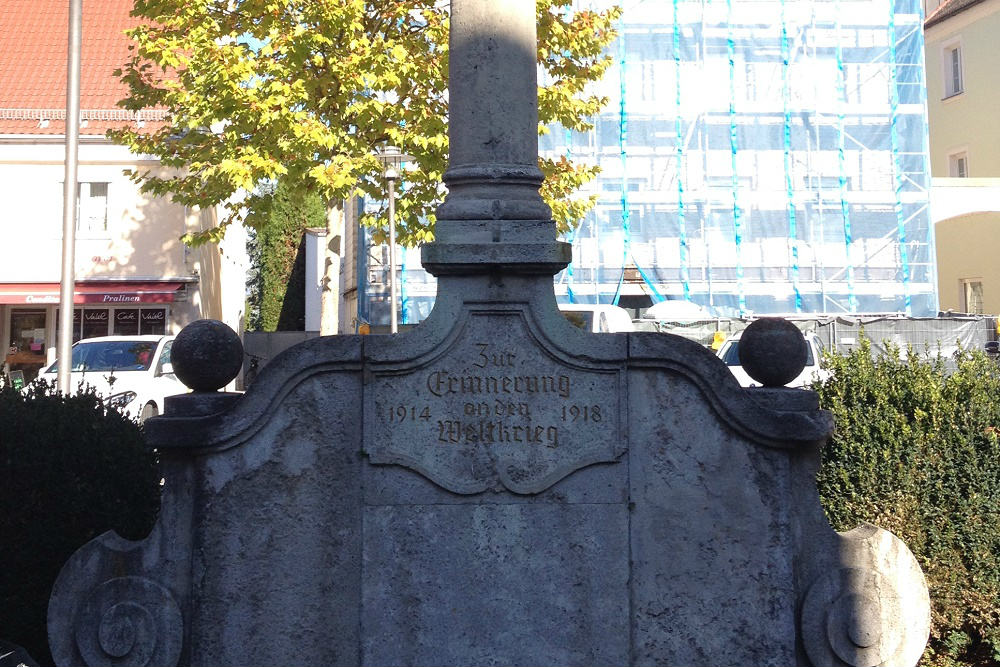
xmin=376 ymin=145 xmax=409 ymax=333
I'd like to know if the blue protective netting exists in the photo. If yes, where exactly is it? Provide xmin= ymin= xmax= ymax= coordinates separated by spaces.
xmin=541 ymin=0 xmax=935 ymax=316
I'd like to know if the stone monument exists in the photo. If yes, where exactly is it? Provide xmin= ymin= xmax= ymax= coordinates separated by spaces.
xmin=48 ymin=0 xmax=930 ymax=665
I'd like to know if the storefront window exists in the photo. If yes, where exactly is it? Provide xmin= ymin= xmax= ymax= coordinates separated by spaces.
xmin=82 ymin=309 xmax=110 ymax=339
xmin=57 ymin=307 xmax=167 ymax=343
xmin=56 ymin=309 xmax=84 ymax=343
xmin=6 ymin=309 xmax=47 ymax=382
xmin=71 ymin=309 xmax=82 ymax=343
xmin=140 ymin=308 xmax=166 ymax=335
xmin=114 ymin=309 xmax=139 ymax=335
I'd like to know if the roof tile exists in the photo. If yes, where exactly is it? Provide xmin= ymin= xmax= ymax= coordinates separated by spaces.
xmin=0 ymin=0 xmax=148 ymax=136
xmin=925 ymin=0 xmax=989 ymax=28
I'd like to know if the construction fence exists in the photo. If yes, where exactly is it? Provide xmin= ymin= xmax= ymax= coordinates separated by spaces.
xmin=646 ymin=314 xmax=996 ymax=361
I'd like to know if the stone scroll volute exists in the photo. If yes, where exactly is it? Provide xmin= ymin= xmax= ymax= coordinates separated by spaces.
xmin=47 ymin=532 xmax=185 ymax=667
xmin=800 ymin=525 xmax=931 ymax=667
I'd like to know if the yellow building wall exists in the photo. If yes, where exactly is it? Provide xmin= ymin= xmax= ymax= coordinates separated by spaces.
xmin=935 ymin=212 xmax=1000 ymax=314
xmin=925 ymin=0 xmax=1000 ymax=177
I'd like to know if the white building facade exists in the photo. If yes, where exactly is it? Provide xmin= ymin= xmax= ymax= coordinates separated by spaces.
xmin=0 ymin=0 xmax=247 ymax=382
xmin=0 ymin=132 xmax=247 ymax=382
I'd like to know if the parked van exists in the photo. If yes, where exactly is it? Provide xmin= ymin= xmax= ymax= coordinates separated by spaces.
xmin=558 ymin=304 xmax=635 ymax=333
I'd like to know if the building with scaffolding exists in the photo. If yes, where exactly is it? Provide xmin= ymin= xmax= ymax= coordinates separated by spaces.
xmin=355 ymin=0 xmax=937 ymax=326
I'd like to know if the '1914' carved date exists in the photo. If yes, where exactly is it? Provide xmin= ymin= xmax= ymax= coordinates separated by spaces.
xmin=386 ymin=405 xmax=431 ymax=423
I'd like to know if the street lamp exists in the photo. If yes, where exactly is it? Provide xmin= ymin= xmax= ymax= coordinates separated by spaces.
xmin=376 ymin=145 xmax=409 ymax=333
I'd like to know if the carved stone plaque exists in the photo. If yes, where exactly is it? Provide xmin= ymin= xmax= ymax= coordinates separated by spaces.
xmin=365 ymin=312 xmax=624 ymax=494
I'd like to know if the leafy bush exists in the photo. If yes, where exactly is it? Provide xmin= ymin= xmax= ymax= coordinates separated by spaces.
xmin=0 ymin=380 xmax=160 ymax=666
xmin=815 ymin=339 xmax=1000 ymax=667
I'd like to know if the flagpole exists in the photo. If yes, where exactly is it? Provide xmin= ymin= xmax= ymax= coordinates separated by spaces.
xmin=58 ymin=0 xmax=82 ymax=393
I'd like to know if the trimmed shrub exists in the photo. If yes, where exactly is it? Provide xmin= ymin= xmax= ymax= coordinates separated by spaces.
xmin=815 ymin=339 xmax=1000 ymax=667
xmin=0 ymin=380 xmax=160 ymax=666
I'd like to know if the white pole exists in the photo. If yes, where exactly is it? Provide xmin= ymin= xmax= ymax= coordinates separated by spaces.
xmin=387 ymin=174 xmax=398 ymax=333
xmin=58 ymin=0 xmax=82 ymax=393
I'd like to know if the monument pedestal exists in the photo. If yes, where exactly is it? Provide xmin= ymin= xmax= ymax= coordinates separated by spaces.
xmin=47 ymin=302 xmax=929 ymax=667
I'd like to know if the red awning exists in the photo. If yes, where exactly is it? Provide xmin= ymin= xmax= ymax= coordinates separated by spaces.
xmin=0 ymin=281 xmax=185 ymax=305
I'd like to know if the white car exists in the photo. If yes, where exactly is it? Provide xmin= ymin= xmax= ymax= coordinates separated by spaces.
xmin=641 ymin=299 xmax=717 ymax=322
xmin=36 ymin=335 xmax=187 ymax=422
xmin=716 ymin=330 xmax=831 ymax=388
xmin=558 ymin=303 xmax=635 ymax=333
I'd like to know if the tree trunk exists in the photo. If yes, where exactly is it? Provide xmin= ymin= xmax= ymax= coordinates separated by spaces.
xmin=321 ymin=199 xmax=344 ymax=335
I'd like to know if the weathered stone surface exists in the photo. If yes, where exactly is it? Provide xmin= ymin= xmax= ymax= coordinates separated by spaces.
xmin=49 ymin=309 xmax=934 ymax=666
xmin=629 ymin=371 xmax=799 ymax=666
xmin=48 ymin=526 xmax=189 ymax=666
xmin=362 ymin=503 xmax=629 ymax=666
xmin=363 ymin=444 xmax=626 ymax=506
xmin=738 ymin=317 xmax=809 ymax=387
xmin=436 ymin=0 xmax=550 ymax=226
xmin=799 ymin=526 xmax=931 ymax=667
xmin=171 ymin=319 xmax=243 ymax=392
xmin=183 ymin=374 xmax=364 ymax=666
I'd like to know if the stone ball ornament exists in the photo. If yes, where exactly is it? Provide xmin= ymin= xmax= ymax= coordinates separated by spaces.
xmin=738 ymin=317 xmax=808 ymax=387
xmin=171 ymin=319 xmax=244 ymax=392
xmin=73 ymin=576 xmax=183 ymax=667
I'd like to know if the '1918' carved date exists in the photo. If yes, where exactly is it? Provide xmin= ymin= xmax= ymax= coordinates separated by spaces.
xmin=561 ymin=405 xmax=602 ymax=422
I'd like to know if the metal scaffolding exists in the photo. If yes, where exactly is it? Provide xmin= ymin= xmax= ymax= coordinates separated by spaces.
xmin=543 ymin=0 xmax=935 ymax=316
xmin=371 ymin=0 xmax=936 ymax=323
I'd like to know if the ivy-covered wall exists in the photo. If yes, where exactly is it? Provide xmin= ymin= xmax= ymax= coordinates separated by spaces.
xmin=247 ymin=181 xmax=327 ymax=331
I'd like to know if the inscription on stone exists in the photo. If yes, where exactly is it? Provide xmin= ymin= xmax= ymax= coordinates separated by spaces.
xmin=365 ymin=313 xmax=624 ymax=494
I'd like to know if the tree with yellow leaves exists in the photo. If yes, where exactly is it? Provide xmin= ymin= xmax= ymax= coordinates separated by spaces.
xmin=113 ymin=0 xmax=620 ymax=330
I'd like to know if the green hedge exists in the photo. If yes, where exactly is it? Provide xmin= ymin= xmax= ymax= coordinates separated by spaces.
xmin=815 ymin=339 xmax=1000 ymax=667
xmin=0 ymin=381 xmax=160 ymax=666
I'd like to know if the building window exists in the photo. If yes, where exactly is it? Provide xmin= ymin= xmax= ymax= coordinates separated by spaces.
xmin=943 ymin=43 xmax=963 ymax=98
xmin=82 ymin=309 xmax=110 ymax=339
xmin=113 ymin=308 xmax=168 ymax=335
xmin=77 ymin=182 xmax=109 ymax=233
xmin=949 ymin=152 xmax=969 ymax=178
xmin=963 ymin=280 xmax=983 ymax=314
xmin=139 ymin=308 xmax=167 ymax=335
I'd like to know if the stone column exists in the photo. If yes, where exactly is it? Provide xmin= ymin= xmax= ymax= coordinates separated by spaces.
xmin=423 ymin=0 xmax=571 ymax=274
